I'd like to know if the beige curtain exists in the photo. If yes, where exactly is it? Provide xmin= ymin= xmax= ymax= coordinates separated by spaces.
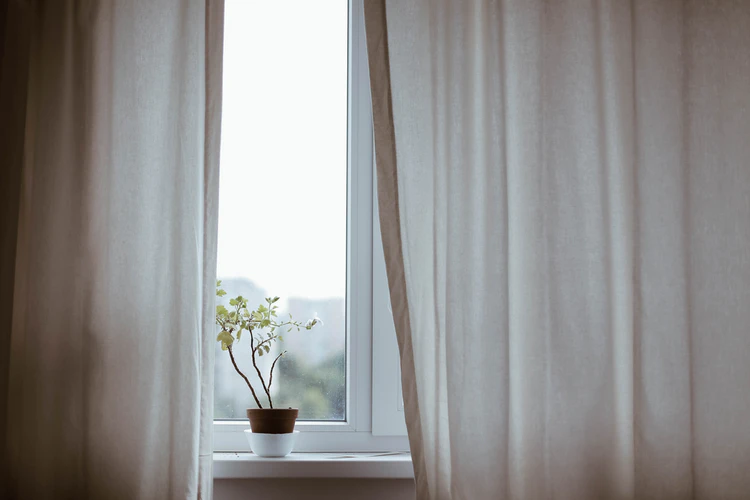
xmin=0 ymin=1 xmax=224 ymax=498
xmin=365 ymin=1 xmax=750 ymax=499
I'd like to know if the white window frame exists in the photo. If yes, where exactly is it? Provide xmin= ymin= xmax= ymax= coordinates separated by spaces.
xmin=213 ymin=0 xmax=408 ymax=453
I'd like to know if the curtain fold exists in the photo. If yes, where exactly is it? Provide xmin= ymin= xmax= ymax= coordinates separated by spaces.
xmin=1 ymin=1 xmax=224 ymax=498
xmin=365 ymin=1 xmax=750 ymax=499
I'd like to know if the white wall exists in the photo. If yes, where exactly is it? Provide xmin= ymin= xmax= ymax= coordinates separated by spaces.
xmin=214 ymin=478 xmax=415 ymax=500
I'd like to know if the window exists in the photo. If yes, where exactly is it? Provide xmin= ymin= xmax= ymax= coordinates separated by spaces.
xmin=215 ymin=0 xmax=347 ymax=423
xmin=214 ymin=0 xmax=407 ymax=452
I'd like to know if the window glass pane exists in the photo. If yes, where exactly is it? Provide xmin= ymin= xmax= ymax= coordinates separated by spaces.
xmin=215 ymin=0 xmax=348 ymax=420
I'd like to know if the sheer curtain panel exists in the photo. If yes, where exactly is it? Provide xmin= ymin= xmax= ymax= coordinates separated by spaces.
xmin=365 ymin=1 xmax=750 ymax=499
xmin=0 ymin=1 xmax=224 ymax=498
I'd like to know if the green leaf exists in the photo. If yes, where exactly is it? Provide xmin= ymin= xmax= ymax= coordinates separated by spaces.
xmin=258 ymin=304 xmax=268 ymax=313
xmin=216 ymin=331 xmax=234 ymax=345
xmin=229 ymin=298 xmax=238 ymax=306
xmin=236 ymin=330 xmax=242 ymax=341
xmin=263 ymin=345 xmax=270 ymax=354
xmin=216 ymin=280 xmax=222 ymax=287
xmin=278 ymin=335 xmax=284 ymax=341
xmin=261 ymin=319 xmax=271 ymax=328
xmin=216 ymin=289 xmax=227 ymax=297
xmin=216 ymin=305 xmax=228 ymax=316
xmin=220 ymin=341 xmax=228 ymax=351
xmin=257 ymin=349 xmax=264 ymax=357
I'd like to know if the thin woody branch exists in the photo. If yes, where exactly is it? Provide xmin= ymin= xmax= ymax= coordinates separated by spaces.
xmin=249 ymin=330 xmax=273 ymax=408
xmin=268 ymin=351 xmax=287 ymax=393
xmin=228 ymin=345 xmax=262 ymax=408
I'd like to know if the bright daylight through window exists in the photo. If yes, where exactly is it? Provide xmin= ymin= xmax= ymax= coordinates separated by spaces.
xmin=215 ymin=0 xmax=348 ymax=421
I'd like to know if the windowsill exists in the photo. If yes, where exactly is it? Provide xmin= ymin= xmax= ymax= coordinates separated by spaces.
xmin=213 ymin=452 xmax=413 ymax=479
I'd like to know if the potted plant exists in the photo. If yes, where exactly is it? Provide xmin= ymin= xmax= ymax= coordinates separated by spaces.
xmin=215 ymin=280 xmax=321 ymax=456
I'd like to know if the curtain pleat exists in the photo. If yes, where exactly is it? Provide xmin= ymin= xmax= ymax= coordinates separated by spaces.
xmin=363 ymin=1 xmax=429 ymax=496
xmin=365 ymin=1 xmax=750 ymax=499
xmin=0 ymin=1 xmax=33 ymax=496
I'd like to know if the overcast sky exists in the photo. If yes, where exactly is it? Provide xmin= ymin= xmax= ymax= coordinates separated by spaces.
xmin=217 ymin=0 xmax=348 ymax=301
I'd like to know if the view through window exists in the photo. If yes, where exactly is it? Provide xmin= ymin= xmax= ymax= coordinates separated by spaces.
xmin=215 ymin=0 xmax=348 ymax=420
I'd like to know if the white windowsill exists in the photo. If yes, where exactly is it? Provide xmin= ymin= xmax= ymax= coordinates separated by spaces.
xmin=213 ymin=452 xmax=413 ymax=479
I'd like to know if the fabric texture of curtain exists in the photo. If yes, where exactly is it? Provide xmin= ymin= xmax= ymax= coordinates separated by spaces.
xmin=1 ymin=0 xmax=224 ymax=498
xmin=365 ymin=1 xmax=750 ymax=498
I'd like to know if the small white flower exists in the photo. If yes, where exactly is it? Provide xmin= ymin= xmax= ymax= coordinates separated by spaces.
xmin=305 ymin=313 xmax=323 ymax=329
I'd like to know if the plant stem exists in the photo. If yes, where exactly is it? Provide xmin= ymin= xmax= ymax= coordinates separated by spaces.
xmin=255 ymin=337 xmax=273 ymax=353
xmin=268 ymin=351 xmax=286 ymax=393
xmin=227 ymin=345 xmax=262 ymax=408
xmin=249 ymin=330 xmax=273 ymax=408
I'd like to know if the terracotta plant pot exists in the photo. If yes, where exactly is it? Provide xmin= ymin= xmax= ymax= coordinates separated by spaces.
xmin=246 ymin=408 xmax=299 ymax=434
